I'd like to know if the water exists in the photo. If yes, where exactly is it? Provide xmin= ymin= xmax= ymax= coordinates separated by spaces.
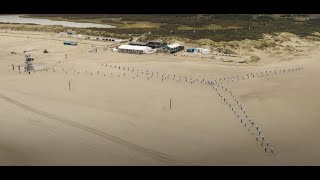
xmin=0 ymin=15 xmax=116 ymax=28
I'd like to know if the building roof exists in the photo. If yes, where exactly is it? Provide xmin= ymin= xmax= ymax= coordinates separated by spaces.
xmin=148 ymin=40 xmax=164 ymax=43
xmin=118 ymin=45 xmax=152 ymax=51
xmin=129 ymin=41 xmax=147 ymax=45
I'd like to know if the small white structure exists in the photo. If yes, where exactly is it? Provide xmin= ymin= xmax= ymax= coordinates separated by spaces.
xmin=201 ymin=48 xmax=210 ymax=54
xmin=117 ymin=45 xmax=153 ymax=54
xmin=194 ymin=48 xmax=210 ymax=54
xmin=75 ymin=34 xmax=84 ymax=39
xmin=114 ymin=39 xmax=124 ymax=42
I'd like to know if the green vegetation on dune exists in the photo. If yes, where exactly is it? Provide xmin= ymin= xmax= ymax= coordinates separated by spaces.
xmin=13 ymin=14 xmax=320 ymax=42
xmin=249 ymin=55 xmax=261 ymax=63
xmin=216 ymin=47 xmax=237 ymax=54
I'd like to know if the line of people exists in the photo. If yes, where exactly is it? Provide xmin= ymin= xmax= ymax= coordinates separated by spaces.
xmin=216 ymin=67 xmax=304 ymax=84
xmin=15 ymin=62 xmax=303 ymax=156
xmin=211 ymin=82 xmax=275 ymax=154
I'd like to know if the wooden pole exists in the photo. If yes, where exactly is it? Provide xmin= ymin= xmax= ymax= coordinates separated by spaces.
xmin=170 ymin=98 xmax=172 ymax=110
xmin=69 ymin=80 xmax=71 ymax=90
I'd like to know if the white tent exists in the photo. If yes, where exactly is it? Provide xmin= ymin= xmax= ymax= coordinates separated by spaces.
xmin=118 ymin=45 xmax=152 ymax=54
xmin=201 ymin=48 xmax=210 ymax=54
xmin=194 ymin=48 xmax=210 ymax=54
xmin=114 ymin=39 xmax=124 ymax=42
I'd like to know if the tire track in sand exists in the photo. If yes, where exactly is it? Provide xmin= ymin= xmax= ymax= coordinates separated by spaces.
xmin=0 ymin=93 xmax=185 ymax=165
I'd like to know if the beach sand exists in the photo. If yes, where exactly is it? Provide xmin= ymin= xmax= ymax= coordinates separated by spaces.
xmin=0 ymin=30 xmax=319 ymax=165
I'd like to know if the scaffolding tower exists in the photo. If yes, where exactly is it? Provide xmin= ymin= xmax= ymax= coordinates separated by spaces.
xmin=25 ymin=54 xmax=34 ymax=72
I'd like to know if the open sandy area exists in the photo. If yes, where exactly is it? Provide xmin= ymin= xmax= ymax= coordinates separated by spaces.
xmin=0 ymin=30 xmax=320 ymax=165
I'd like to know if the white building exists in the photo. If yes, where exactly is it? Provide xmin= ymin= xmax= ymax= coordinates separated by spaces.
xmin=117 ymin=45 xmax=153 ymax=54
xmin=195 ymin=48 xmax=210 ymax=54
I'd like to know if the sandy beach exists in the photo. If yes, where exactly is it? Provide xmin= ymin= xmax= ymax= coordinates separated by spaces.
xmin=0 ymin=30 xmax=320 ymax=165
